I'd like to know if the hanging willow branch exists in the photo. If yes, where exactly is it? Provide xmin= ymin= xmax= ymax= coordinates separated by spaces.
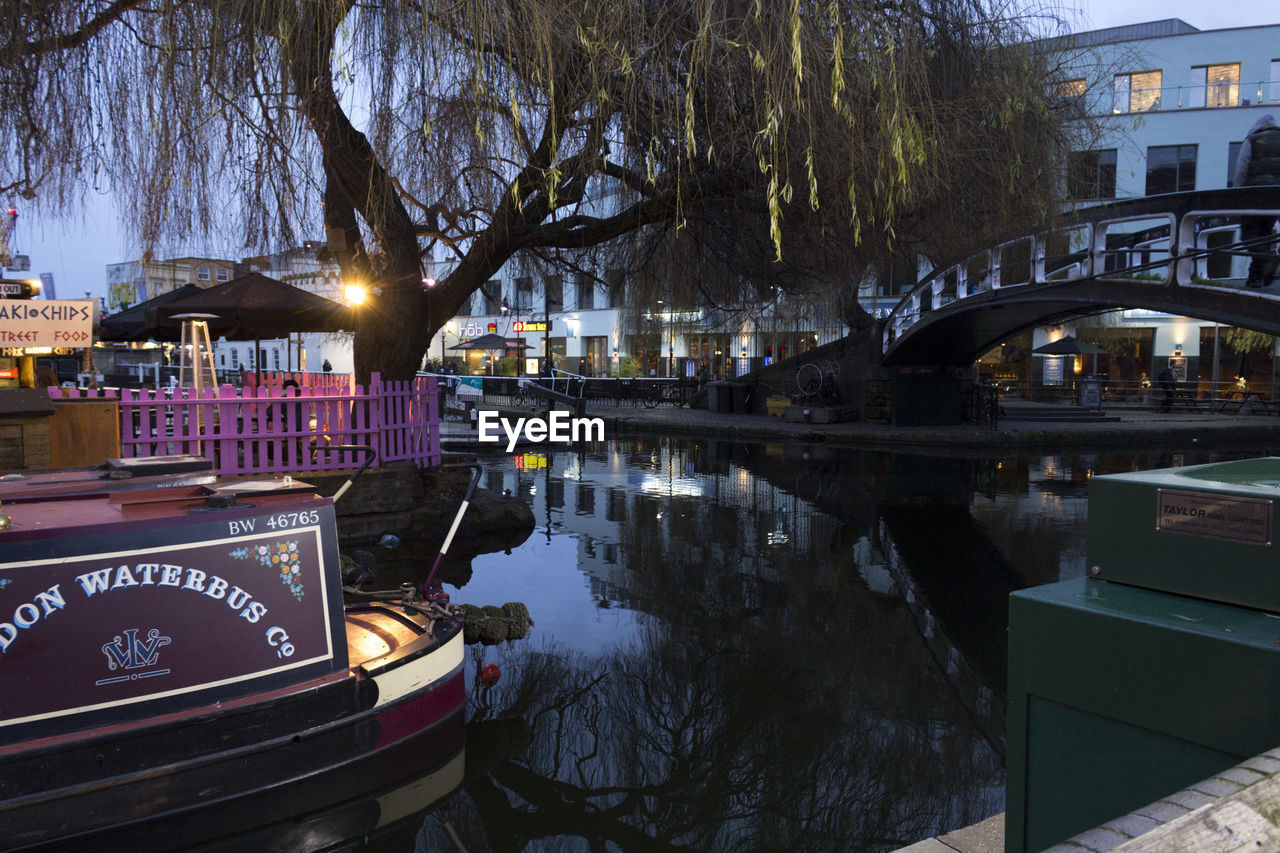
xmin=0 ymin=0 xmax=1085 ymax=380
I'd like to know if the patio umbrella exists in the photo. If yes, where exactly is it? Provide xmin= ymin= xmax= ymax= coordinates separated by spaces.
xmin=98 ymin=283 xmax=204 ymax=342
xmin=448 ymin=333 xmax=530 ymax=351
xmin=1032 ymin=336 xmax=1106 ymax=356
xmin=156 ymin=273 xmax=355 ymax=379
xmin=449 ymin=333 xmax=530 ymax=376
xmin=156 ymin=273 xmax=353 ymax=340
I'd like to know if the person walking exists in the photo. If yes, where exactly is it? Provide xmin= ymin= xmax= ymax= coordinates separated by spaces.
xmin=1233 ymin=114 xmax=1280 ymax=288
xmin=1158 ymin=365 xmax=1176 ymax=413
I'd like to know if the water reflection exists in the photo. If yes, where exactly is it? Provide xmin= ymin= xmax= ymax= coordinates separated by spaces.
xmin=432 ymin=435 xmax=1280 ymax=845
xmin=431 ymin=438 xmax=1280 ymax=851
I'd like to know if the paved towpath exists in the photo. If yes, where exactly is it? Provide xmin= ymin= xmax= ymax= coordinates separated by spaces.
xmin=444 ymin=398 xmax=1280 ymax=449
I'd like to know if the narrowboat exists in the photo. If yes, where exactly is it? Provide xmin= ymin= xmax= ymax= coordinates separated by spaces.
xmin=0 ymin=457 xmax=466 ymax=850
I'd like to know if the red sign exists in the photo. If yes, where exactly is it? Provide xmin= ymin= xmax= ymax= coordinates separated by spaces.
xmin=488 ymin=322 xmax=497 ymax=333
xmin=513 ymin=321 xmax=549 ymax=333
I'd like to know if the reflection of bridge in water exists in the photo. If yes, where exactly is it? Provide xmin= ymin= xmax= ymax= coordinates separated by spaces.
xmin=882 ymin=188 xmax=1280 ymax=367
xmin=872 ymin=507 xmax=1022 ymax=759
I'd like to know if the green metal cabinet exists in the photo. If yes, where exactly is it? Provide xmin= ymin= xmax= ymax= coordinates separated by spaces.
xmin=1006 ymin=458 xmax=1280 ymax=852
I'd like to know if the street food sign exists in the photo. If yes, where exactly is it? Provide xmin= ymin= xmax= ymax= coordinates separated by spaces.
xmin=0 ymin=299 xmax=94 ymax=348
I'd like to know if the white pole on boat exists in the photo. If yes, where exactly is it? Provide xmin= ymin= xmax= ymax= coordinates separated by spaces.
xmin=311 ymin=444 xmax=377 ymax=503
xmin=422 ymin=463 xmax=483 ymax=602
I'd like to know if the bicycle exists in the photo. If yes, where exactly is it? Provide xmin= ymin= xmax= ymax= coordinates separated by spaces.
xmin=512 ymin=379 xmax=538 ymax=408
xmin=641 ymin=380 xmax=686 ymax=408
xmin=796 ymin=358 xmax=841 ymax=402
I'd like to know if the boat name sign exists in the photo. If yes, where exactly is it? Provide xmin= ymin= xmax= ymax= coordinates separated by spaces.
xmin=0 ymin=523 xmax=339 ymax=730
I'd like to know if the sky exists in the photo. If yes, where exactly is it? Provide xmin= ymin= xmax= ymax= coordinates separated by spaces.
xmin=12 ymin=0 xmax=1280 ymax=304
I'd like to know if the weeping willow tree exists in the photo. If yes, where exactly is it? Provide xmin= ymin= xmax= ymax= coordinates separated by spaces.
xmin=0 ymin=0 xmax=1081 ymax=381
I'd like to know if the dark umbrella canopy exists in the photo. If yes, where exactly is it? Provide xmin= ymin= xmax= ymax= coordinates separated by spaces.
xmin=1032 ymin=336 xmax=1106 ymax=356
xmin=97 ymin=283 xmax=204 ymax=342
xmin=448 ymin=333 xmax=529 ymax=351
xmin=155 ymin=272 xmax=354 ymax=341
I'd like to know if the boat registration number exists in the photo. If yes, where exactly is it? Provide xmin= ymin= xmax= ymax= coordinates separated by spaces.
xmin=229 ymin=510 xmax=321 ymax=536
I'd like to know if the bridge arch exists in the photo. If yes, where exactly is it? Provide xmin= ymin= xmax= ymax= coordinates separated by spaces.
xmin=881 ymin=188 xmax=1280 ymax=367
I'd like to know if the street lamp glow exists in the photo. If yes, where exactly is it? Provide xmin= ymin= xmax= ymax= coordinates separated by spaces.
xmin=344 ymin=284 xmax=367 ymax=305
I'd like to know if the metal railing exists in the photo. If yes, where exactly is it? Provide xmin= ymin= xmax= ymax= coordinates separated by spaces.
xmin=430 ymin=369 xmax=697 ymax=409
xmin=883 ymin=188 xmax=1280 ymax=358
xmin=1104 ymin=81 xmax=1279 ymax=114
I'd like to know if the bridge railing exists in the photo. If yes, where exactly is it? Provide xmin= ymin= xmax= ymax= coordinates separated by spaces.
xmin=883 ymin=188 xmax=1280 ymax=355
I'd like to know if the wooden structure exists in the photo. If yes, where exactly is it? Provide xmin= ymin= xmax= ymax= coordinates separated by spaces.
xmin=46 ymin=373 xmax=441 ymax=474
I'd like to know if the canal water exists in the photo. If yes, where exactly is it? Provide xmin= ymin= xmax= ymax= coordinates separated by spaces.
xmin=224 ymin=437 xmax=1280 ymax=851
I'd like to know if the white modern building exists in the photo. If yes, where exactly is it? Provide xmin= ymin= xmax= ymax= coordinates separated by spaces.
xmin=1029 ymin=18 xmax=1280 ymax=388
xmin=430 ymin=262 xmax=848 ymax=380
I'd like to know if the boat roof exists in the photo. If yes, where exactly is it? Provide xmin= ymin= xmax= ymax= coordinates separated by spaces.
xmin=0 ymin=477 xmax=324 ymax=541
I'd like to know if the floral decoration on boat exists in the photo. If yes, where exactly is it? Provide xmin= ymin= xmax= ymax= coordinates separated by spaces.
xmin=231 ymin=541 xmax=305 ymax=599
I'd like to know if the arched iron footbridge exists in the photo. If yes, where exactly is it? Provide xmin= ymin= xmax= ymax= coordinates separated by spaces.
xmin=881 ymin=188 xmax=1280 ymax=367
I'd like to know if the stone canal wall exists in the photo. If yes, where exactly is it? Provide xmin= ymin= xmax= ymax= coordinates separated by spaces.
xmin=302 ymin=461 xmax=534 ymax=547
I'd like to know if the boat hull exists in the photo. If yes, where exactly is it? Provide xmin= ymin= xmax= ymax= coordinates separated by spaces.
xmin=0 ymin=473 xmax=468 ymax=849
xmin=0 ymin=623 xmax=464 ymax=851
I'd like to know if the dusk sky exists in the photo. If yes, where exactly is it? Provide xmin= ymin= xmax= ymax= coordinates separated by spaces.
xmin=13 ymin=1 xmax=1280 ymax=303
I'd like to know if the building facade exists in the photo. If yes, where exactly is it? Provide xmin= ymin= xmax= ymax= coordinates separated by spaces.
xmin=1030 ymin=18 xmax=1280 ymax=392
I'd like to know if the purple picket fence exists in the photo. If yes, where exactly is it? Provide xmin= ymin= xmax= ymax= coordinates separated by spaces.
xmin=49 ymin=373 xmax=440 ymax=475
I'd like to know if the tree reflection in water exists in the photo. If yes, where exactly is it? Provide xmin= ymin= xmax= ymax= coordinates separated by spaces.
xmin=429 ymin=448 xmax=1003 ymax=850
xmin=424 ymin=439 xmax=1280 ymax=851
xmin=432 ymin=630 xmax=1001 ymax=852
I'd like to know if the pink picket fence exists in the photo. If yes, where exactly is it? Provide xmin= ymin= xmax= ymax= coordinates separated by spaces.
xmin=49 ymin=373 xmax=440 ymax=475
xmin=240 ymin=370 xmax=354 ymax=395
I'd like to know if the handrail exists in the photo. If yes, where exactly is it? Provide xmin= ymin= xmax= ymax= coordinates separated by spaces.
xmin=310 ymin=444 xmax=377 ymax=503
xmin=883 ymin=187 xmax=1280 ymax=357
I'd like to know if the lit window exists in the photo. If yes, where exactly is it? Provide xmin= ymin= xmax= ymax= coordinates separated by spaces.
xmin=1188 ymin=63 xmax=1239 ymax=109
xmin=197 ymin=266 xmax=210 ymax=281
xmin=1146 ymin=144 xmax=1197 ymax=195
xmin=1059 ymin=78 xmax=1087 ymax=97
xmin=1114 ymin=71 xmax=1162 ymax=113
xmin=1067 ymin=149 xmax=1117 ymax=199
xmin=1054 ymin=78 xmax=1088 ymax=116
